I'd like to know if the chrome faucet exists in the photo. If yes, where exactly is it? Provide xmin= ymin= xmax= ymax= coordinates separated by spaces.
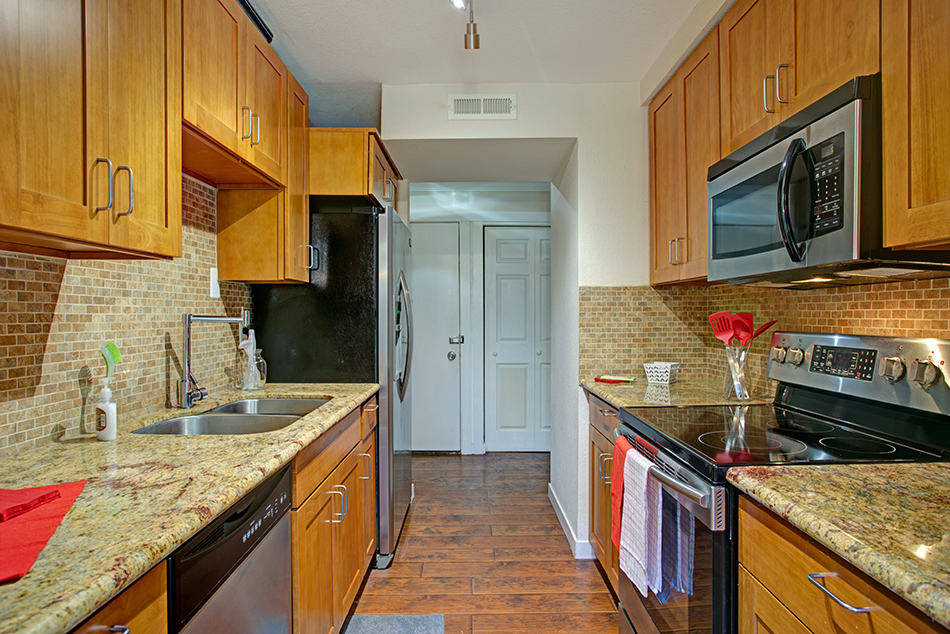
xmin=179 ymin=309 xmax=250 ymax=408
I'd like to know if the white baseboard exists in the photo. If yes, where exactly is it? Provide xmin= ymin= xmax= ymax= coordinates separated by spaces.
xmin=548 ymin=482 xmax=595 ymax=559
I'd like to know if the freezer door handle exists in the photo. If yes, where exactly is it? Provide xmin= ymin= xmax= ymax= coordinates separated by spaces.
xmin=397 ymin=271 xmax=413 ymax=401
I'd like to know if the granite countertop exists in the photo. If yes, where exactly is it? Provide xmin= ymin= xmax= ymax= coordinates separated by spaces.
xmin=728 ymin=463 xmax=950 ymax=628
xmin=0 ymin=383 xmax=378 ymax=634
xmin=582 ymin=377 xmax=772 ymax=409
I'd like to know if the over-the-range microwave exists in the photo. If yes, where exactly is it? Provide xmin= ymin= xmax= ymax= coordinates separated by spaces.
xmin=706 ymin=74 xmax=950 ymax=286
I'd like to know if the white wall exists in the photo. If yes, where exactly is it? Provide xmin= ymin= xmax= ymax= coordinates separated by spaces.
xmin=383 ymin=82 xmax=646 ymax=555
xmin=382 ymin=83 xmax=650 ymax=286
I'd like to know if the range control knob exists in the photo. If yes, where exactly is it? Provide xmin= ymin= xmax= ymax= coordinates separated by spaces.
xmin=770 ymin=346 xmax=788 ymax=363
xmin=911 ymin=359 xmax=943 ymax=389
xmin=879 ymin=356 xmax=906 ymax=383
xmin=786 ymin=348 xmax=805 ymax=366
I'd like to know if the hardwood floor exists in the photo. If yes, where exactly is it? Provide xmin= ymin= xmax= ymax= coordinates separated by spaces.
xmin=352 ymin=453 xmax=619 ymax=633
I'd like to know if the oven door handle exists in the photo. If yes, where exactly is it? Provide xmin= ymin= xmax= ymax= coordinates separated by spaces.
xmin=777 ymin=137 xmax=810 ymax=263
xmin=647 ymin=465 xmax=709 ymax=507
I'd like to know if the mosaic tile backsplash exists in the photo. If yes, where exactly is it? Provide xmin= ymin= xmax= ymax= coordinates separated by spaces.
xmin=580 ymin=278 xmax=950 ymax=396
xmin=0 ymin=176 xmax=251 ymax=455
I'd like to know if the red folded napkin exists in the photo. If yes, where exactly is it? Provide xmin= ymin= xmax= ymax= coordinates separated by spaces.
xmin=0 ymin=487 xmax=61 ymax=522
xmin=0 ymin=480 xmax=86 ymax=583
xmin=611 ymin=435 xmax=633 ymax=549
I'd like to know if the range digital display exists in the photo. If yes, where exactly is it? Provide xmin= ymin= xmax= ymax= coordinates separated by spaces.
xmin=810 ymin=345 xmax=877 ymax=381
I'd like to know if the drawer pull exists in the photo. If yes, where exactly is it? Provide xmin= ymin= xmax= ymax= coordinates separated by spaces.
xmin=108 ymin=627 xmax=131 ymax=633
xmin=807 ymin=572 xmax=872 ymax=613
xmin=598 ymin=409 xmax=617 ymax=417
xmin=363 ymin=404 xmax=380 ymax=413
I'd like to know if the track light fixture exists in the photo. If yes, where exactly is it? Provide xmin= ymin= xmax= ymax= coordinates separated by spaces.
xmin=451 ymin=0 xmax=479 ymax=50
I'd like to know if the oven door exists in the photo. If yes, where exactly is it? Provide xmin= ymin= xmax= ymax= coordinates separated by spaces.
xmin=707 ymin=100 xmax=860 ymax=282
xmin=614 ymin=433 xmax=734 ymax=634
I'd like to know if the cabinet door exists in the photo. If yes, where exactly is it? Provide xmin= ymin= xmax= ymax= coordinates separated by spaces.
xmin=0 ymin=0 xmax=110 ymax=245
xmin=285 ymin=73 xmax=310 ymax=282
xmin=358 ymin=433 xmax=377 ymax=565
xmin=246 ymin=28 xmax=287 ymax=183
xmin=719 ymin=0 xmax=786 ymax=154
xmin=106 ymin=0 xmax=181 ymax=257
xmin=649 ymin=83 xmax=686 ymax=285
xmin=74 ymin=561 xmax=167 ymax=634
xmin=678 ymin=27 xmax=720 ymax=281
xmin=589 ymin=427 xmax=617 ymax=593
xmin=332 ymin=450 xmax=364 ymax=632
xmin=882 ymin=0 xmax=950 ymax=249
xmin=785 ymin=0 xmax=879 ymax=114
xmin=368 ymin=137 xmax=388 ymax=207
xmin=738 ymin=565 xmax=811 ymax=634
xmin=293 ymin=479 xmax=337 ymax=634
xmin=182 ymin=0 xmax=247 ymax=155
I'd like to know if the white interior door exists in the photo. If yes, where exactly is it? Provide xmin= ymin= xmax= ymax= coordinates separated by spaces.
xmin=409 ymin=222 xmax=462 ymax=451
xmin=484 ymin=227 xmax=551 ymax=452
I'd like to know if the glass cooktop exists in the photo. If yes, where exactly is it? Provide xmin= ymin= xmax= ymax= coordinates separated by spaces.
xmin=618 ymin=403 xmax=942 ymax=482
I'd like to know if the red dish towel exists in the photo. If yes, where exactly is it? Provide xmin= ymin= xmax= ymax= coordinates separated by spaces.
xmin=0 ymin=480 xmax=85 ymax=583
xmin=0 ymin=487 xmax=61 ymax=523
xmin=610 ymin=435 xmax=633 ymax=549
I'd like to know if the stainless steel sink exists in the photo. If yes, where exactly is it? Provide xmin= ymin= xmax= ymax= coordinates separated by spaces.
xmin=132 ymin=414 xmax=301 ymax=436
xmin=208 ymin=398 xmax=329 ymax=416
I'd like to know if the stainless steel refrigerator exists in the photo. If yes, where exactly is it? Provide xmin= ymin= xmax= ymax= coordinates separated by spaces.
xmin=250 ymin=197 xmax=412 ymax=567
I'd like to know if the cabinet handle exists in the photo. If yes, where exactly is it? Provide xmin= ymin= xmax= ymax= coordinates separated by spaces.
xmin=597 ymin=452 xmax=612 ymax=484
xmin=114 ymin=166 xmax=133 ymax=218
xmin=241 ymin=106 xmax=252 ymax=140
xmin=598 ymin=409 xmax=617 ymax=418
xmin=328 ymin=488 xmax=344 ymax=523
xmin=358 ymin=453 xmax=373 ymax=480
xmin=806 ymin=573 xmax=872 ymax=613
xmin=668 ymin=239 xmax=676 ymax=265
xmin=334 ymin=484 xmax=348 ymax=519
xmin=307 ymin=245 xmax=320 ymax=271
xmin=676 ymin=237 xmax=686 ymax=264
xmin=363 ymin=404 xmax=379 ymax=413
xmin=108 ymin=627 xmax=131 ymax=634
xmin=775 ymin=64 xmax=789 ymax=104
xmin=251 ymin=114 xmax=261 ymax=146
xmin=93 ymin=158 xmax=114 ymax=212
xmin=763 ymin=75 xmax=775 ymax=113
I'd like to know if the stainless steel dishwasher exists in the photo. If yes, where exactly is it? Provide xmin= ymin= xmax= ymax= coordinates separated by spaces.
xmin=169 ymin=465 xmax=292 ymax=633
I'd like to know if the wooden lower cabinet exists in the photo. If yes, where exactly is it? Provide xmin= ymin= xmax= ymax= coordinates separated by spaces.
xmin=589 ymin=425 xmax=618 ymax=594
xmin=738 ymin=496 xmax=945 ymax=634
xmin=738 ymin=564 xmax=810 ymax=634
xmin=72 ymin=562 xmax=167 ymax=634
xmin=292 ymin=397 xmax=379 ymax=634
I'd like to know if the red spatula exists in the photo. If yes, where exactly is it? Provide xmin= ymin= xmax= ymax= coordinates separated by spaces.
xmin=709 ymin=311 xmax=734 ymax=346
xmin=749 ymin=319 xmax=778 ymax=343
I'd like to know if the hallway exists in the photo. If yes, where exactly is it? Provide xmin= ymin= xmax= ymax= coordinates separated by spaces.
xmin=352 ymin=453 xmax=619 ymax=632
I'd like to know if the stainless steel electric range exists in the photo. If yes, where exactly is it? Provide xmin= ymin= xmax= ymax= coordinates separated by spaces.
xmin=616 ymin=332 xmax=950 ymax=634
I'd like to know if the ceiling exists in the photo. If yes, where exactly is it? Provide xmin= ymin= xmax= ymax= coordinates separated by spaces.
xmin=385 ymin=138 xmax=576 ymax=182
xmin=253 ymin=0 xmax=702 ymax=125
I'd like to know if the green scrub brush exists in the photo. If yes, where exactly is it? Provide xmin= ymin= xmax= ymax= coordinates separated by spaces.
xmin=101 ymin=341 xmax=122 ymax=381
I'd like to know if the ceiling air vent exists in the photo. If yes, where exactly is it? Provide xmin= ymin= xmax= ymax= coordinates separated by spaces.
xmin=448 ymin=94 xmax=517 ymax=120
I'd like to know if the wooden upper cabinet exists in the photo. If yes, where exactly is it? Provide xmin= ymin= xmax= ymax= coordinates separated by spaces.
xmin=649 ymin=27 xmax=719 ymax=285
xmin=182 ymin=0 xmax=286 ymax=188
xmin=649 ymin=83 xmax=686 ymax=285
xmin=245 ymin=26 xmax=288 ymax=183
xmin=285 ymin=73 xmax=312 ymax=282
xmin=106 ymin=0 xmax=182 ymax=257
xmin=182 ymin=0 xmax=247 ymax=155
xmin=786 ymin=0 xmax=879 ymax=112
xmin=719 ymin=0 xmax=785 ymax=154
xmin=309 ymin=129 xmax=403 ymax=208
xmin=679 ymin=28 xmax=720 ymax=281
xmin=882 ymin=0 xmax=950 ymax=249
xmin=0 ymin=0 xmax=179 ymax=259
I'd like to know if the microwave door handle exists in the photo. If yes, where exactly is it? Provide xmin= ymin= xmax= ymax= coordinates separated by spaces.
xmin=777 ymin=138 xmax=808 ymax=263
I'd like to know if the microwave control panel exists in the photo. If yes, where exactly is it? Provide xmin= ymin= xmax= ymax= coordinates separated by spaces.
xmin=810 ymin=344 xmax=877 ymax=381
xmin=810 ymin=132 xmax=845 ymax=237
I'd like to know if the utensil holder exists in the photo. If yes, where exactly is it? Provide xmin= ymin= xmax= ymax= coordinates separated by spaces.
xmin=723 ymin=346 xmax=751 ymax=400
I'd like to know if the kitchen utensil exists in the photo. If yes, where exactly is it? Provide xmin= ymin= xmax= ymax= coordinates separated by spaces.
xmin=731 ymin=313 xmax=754 ymax=346
xmin=709 ymin=311 xmax=734 ymax=346
xmin=749 ymin=319 xmax=778 ymax=343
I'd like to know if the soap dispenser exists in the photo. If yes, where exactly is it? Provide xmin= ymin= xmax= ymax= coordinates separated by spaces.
xmin=96 ymin=342 xmax=121 ymax=441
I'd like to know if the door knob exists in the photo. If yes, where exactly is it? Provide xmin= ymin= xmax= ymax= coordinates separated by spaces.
xmin=536 ymin=350 xmax=542 ymax=356
xmin=447 ymin=351 xmax=457 ymax=361
xmin=492 ymin=352 xmax=498 ymax=357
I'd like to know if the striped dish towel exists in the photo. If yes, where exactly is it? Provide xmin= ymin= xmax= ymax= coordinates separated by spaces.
xmin=618 ymin=446 xmax=662 ymax=597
